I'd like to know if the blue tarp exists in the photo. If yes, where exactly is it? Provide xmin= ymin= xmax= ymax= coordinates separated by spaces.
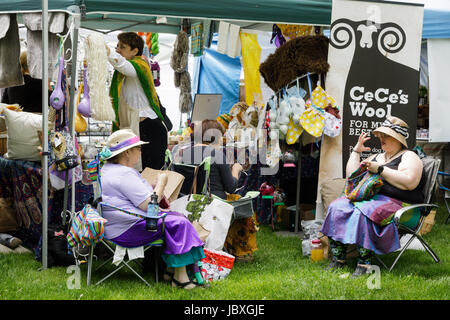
xmin=423 ymin=9 xmax=450 ymax=38
xmin=193 ymin=39 xmax=241 ymax=116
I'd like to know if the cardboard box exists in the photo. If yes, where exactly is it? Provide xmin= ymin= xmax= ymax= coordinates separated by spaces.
xmin=0 ymin=117 xmax=6 ymax=132
xmin=299 ymin=203 xmax=316 ymax=221
xmin=141 ymin=168 xmax=185 ymax=203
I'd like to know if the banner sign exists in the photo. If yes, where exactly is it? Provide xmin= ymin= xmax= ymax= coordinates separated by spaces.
xmin=328 ymin=0 xmax=424 ymax=173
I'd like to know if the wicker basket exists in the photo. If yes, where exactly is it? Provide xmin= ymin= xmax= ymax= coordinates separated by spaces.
xmin=418 ymin=209 xmax=436 ymax=236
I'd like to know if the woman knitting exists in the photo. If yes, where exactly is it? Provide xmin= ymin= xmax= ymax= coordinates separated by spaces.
xmin=320 ymin=116 xmax=426 ymax=277
xmin=106 ymin=32 xmax=169 ymax=171
xmin=99 ymin=129 xmax=204 ymax=289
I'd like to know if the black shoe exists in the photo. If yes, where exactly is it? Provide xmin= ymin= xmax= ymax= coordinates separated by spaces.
xmin=351 ymin=264 xmax=370 ymax=278
xmin=325 ymin=259 xmax=346 ymax=271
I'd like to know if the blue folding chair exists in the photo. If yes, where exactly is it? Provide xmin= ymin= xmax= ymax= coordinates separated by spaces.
xmin=84 ymin=154 xmax=167 ymax=286
xmin=437 ymin=170 xmax=450 ymax=224
xmin=86 ymin=202 xmax=167 ymax=286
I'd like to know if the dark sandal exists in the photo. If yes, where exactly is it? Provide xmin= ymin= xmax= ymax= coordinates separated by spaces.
xmin=325 ymin=259 xmax=346 ymax=272
xmin=351 ymin=264 xmax=370 ymax=278
xmin=171 ymin=278 xmax=197 ymax=290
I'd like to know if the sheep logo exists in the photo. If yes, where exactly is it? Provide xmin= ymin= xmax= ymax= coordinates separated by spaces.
xmin=329 ymin=18 xmax=418 ymax=156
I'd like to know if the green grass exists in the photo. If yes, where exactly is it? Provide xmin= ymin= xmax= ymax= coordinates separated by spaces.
xmin=0 ymin=205 xmax=449 ymax=300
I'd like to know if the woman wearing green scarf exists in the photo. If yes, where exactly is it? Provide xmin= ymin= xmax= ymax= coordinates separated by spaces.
xmin=106 ymin=32 xmax=171 ymax=171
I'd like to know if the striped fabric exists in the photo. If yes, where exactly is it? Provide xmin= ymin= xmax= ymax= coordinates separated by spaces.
xmin=191 ymin=22 xmax=204 ymax=57
xmin=67 ymin=204 xmax=107 ymax=247
xmin=345 ymin=166 xmax=383 ymax=202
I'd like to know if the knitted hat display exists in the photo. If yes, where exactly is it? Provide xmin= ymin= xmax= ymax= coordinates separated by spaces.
xmin=217 ymin=113 xmax=232 ymax=130
xmin=259 ymin=35 xmax=329 ymax=92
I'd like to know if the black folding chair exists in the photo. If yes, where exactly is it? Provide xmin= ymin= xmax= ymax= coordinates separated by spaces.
xmin=376 ymin=156 xmax=441 ymax=271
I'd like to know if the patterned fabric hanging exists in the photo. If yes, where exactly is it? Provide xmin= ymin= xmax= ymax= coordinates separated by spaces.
xmin=276 ymin=24 xmax=315 ymax=41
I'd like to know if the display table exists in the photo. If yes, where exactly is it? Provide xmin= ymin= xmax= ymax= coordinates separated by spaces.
xmin=0 ymin=156 xmax=93 ymax=253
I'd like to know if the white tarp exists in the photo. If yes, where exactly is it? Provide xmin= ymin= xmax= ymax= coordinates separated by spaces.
xmin=427 ymin=38 xmax=450 ymax=142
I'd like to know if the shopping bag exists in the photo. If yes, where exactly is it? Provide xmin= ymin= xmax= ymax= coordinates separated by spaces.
xmin=49 ymin=129 xmax=79 ymax=171
xmin=66 ymin=204 xmax=107 ymax=247
xmin=344 ymin=165 xmax=383 ymax=202
xmin=141 ymin=167 xmax=185 ymax=203
xmin=200 ymin=248 xmax=235 ymax=282
xmin=170 ymin=193 xmax=234 ymax=251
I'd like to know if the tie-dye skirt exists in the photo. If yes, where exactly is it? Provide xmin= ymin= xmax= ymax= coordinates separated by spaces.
xmin=320 ymin=194 xmax=421 ymax=255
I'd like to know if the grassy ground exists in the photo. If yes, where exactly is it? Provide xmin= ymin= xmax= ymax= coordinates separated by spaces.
xmin=0 ymin=205 xmax=449 ymax=301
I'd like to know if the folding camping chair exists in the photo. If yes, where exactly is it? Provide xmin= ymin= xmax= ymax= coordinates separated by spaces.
xmin=86 ymin=202 xmax=167 ymax=286
xmin=375 ymin=156 xmax=441 ymax=271
xmin=437 ymin=170 xmax=450 ymax=224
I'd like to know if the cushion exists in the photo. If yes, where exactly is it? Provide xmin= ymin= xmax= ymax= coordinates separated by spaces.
xmin=320 ymin=178 xmax=346 ymax=213
xmin=3 ymin=107 xmax=42 ymax=161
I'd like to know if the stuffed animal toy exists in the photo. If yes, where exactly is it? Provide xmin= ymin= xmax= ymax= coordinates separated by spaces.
xmin=229 ymin=101 xmax=249 ymax=124
xmin=289 ymin=96 xmax=306 ymax=126
xmin=242 ymin=104 xmax=259 ymax=128
xmin=276 ymin=99 xmax=291 ymax=134
xmin=170 ymin=30 xmax=192 ymax=113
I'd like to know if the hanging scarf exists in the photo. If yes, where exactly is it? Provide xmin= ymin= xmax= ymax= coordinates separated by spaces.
xmin=109 ymin=56 xmax=163 ymax=131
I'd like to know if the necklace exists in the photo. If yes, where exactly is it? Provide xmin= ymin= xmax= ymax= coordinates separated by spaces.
xmin=384 ymin=149 xmax=404 ymax=163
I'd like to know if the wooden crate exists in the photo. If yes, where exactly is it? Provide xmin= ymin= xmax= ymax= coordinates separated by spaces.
xmin=0 ymin=132 xmax=7 ymax=156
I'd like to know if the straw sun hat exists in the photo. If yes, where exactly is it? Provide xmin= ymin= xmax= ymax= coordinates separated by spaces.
xmin=372 ymin=116 xmax=409 ymax=148
xmin=100 ymin=129 xmax=148 ymax=160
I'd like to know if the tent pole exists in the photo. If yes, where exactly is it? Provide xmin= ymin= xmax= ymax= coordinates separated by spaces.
xmin=295 ymin=141 xmax=301 ymax=233
xmin=41 ymin=0 xmax=49 ymax=270
xmin=70 ymin=15 xmax=80 ymax=216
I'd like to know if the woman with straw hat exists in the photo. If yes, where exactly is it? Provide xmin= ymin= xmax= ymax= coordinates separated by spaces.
xmin=320 ymin=116 xmax=426 ymax=277
xmin=99 ymin=129 xmax=204 ymax=289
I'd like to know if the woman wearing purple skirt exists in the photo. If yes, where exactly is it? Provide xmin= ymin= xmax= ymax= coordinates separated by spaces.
xmin=99 ymin=129 xmax=204 ymax=289
xmin=321 ymin=117 xmax=426 ymax=277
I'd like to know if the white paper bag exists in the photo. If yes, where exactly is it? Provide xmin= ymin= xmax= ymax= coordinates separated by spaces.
xmin=170 ymin=194 xmax=234 ymax=251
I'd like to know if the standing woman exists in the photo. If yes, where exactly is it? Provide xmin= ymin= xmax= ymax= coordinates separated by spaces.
xmin=106 ymin=32 xmax=169 ymax=171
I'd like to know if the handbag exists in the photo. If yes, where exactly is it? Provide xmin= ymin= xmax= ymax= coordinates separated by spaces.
xmin=49 ymin=66 xmax=79 ymax=172
xmin=345 ymin=165 xmax=383 ymax=202
xmin=66 ymin=204 xmax=107 ymax=247
xmin=169 ymin=158 xmax=234 ymax=251
xmin=200 ymin=248 xmax=235 ymax=282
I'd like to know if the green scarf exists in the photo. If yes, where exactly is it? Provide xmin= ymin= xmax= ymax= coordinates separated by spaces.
xmin=109 ymin=56 xmax=163 ymax=131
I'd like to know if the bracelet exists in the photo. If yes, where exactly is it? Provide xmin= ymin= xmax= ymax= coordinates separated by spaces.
xmin=352 ymin=150 xmax=361 ymax=154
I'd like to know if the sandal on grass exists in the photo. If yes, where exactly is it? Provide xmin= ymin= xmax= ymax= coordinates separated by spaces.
xmin=171 ymin=278 xmax=197 ymax=290
xmin=325 ymin=259 xmax=346 ymax=272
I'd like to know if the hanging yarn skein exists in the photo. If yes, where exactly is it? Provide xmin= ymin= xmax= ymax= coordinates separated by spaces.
xmin=84 ymin=33 xmax=115 ymax=122
xmin=170 ymin=30 xmax=192 ymax=113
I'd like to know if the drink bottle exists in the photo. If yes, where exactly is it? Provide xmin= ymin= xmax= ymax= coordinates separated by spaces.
xmin=146 ymin=192 xmax=159 ymax=232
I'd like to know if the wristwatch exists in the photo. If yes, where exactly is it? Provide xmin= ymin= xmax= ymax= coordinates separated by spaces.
xmin=377 ymin=165 xmax=385 ymax=175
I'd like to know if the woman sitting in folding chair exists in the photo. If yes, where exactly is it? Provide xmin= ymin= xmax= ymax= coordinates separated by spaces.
xmin=180 ymin=120 xmax=258 ymax=261
xmin=99 ymin=129 xmax=205 ymax=289
xmin=321 ymin=117 xmax=426 ymax=277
